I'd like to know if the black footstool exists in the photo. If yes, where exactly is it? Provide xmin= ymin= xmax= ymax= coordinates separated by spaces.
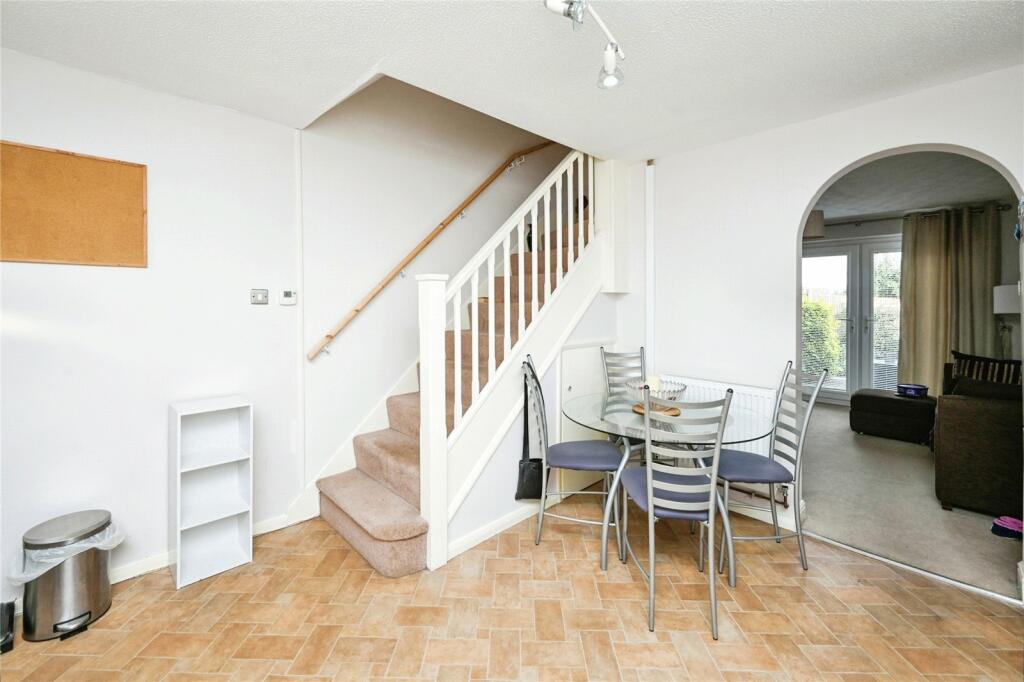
xmin=849 ymin=389 xmax=936 ymax=445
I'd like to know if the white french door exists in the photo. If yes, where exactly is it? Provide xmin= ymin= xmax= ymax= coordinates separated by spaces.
xmin=801 ymin=237 xmax=902 ymax=400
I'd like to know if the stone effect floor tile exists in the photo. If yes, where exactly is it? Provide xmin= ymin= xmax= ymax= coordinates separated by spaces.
xmin=2 ymin=500 xmax=1021 ymax=681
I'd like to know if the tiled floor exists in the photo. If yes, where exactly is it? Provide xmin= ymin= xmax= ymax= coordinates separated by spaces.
xmin=3 ymin=493 xmax=1022 ymax=681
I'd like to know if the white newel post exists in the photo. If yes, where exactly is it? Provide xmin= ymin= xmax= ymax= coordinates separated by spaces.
xmin=417 ymin=274 xmax=449 ymax=570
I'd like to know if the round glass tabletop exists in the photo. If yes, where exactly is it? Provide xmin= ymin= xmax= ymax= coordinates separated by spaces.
xmin=562 ymin=387 xmax=775 ymax=446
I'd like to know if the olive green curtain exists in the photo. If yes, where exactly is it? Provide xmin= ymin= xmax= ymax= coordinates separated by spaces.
xmin=898 ymin=204 xmax=1000 ymax=391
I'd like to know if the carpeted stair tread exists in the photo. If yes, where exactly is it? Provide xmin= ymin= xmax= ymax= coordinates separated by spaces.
xmin=353 ymin=428 xmax=420 ymax=507
xmin=317 ymin=469 xmax=427 ymax=542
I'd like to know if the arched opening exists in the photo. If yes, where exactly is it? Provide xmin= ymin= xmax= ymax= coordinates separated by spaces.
xmin=794 ymin=145 xmax=1023 ymax=598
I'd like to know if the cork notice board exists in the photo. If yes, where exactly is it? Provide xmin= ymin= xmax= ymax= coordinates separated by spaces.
xmin=1 ymin=141 xmax=147 ymax=266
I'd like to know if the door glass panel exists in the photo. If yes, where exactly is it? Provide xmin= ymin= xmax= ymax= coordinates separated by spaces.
xmin=871 ymin=251 xmax=901 ymax=391
xmin=801 ymin=255 xmax=849 ymax=392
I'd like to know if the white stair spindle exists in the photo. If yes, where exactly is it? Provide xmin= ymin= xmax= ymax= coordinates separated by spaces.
xmin=577 ymin=155 xmax=584 ymax=253
xmin=486 ymin=252 xmax=495 ymax=381
xmin=555 ymin=175 xmax=563 ymax=286
xmin=517 ymin=218 xmax=526 ymax=339
xmin=587 ymin=154 xmax=594 ymax=238
xmin=530 ymin=205 xmax=538 ymax=320
xmin=502 ymin=235 xmax=511 ymax=359
xmin=544 ymin=189 xmax=552 ymax=303
xmin=452 ymin=288 xmax=462 ymax=425
xmin=566 ymin=165 xmax=575 ymax=268
xmin=470 ymin=271 xmax=480 ymax=400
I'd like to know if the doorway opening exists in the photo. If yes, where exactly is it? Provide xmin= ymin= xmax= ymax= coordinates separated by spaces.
xmin=796 ymin=149 xmax=1023 ymax=598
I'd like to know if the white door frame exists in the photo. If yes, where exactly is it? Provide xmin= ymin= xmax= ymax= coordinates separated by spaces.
xmin=802 ymin=234 xmax=902 ymax=400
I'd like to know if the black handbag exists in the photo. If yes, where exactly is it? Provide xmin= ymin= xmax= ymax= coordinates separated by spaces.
xmin=515 ymin=374 xmax=545 ymax=500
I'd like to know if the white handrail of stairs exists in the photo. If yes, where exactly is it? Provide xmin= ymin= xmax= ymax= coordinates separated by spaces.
xmin=417 ymin=149 xmax=596 ymax=569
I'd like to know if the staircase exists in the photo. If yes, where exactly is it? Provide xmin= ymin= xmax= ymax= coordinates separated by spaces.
xmin=317 ymin=151 xmax=596 ymax=577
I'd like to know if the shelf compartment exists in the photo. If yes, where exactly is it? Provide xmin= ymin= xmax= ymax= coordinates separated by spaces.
xmin=179 ymin=406 xmax=251 ymax=469
xmin=180 ymin=445 xmax=249 ymax=473
xmin=178 ymin=513 xmax=250 ymax=587
xmin=180 ymin=459 xmax=250 ymax=530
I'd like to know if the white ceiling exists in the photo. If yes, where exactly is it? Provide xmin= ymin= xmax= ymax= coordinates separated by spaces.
xmin=2 ymin=1 xmax=1022 ymax=160
xmin=816 ymin=152 xmax=1017 ymax=220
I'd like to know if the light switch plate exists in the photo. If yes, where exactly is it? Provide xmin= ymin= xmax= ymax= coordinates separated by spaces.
xmin=250 ymin=289 xmax=269 ymax=305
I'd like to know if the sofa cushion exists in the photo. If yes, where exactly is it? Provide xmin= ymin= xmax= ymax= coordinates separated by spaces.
xmin=951 ymin=350 xmax=1021 ymax=385
xmin=951 ymin=376 xmax=1023 ymax=401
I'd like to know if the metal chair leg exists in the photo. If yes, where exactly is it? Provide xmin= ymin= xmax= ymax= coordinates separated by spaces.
xmin=768 ymin=483 xmax=781 ymax=542
xmin=619 ymin=484 xmax=628 ymax=563
xmin=534 ymin=466 xmax=548 ymax=545
xmin=718 ymin=482 xmax=730 ymax=575
xmin=600 ymin=450 xmax=630 ymax=570
xmin=609 ymin=474 xmax=623 ymax=561
xmin=794 ymin=482 xmax=808 ymax=570
xmin=647 ymin=513 xmax=656 ymax=631
xmin=708 ymin=520 xmax=718 ymax=640
xmin=697 ymin=523 xmax=706 ymax=573
xmin=719 ymin=497 xmax=736 ymax=588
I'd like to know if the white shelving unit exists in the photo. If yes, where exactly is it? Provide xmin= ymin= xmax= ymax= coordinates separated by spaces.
xmin=169 ymin=395 xmax=252 ymax=588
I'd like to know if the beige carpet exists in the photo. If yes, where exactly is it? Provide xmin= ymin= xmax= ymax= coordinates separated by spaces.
xmin=803 ymin=403 xmax=1021 ymax=597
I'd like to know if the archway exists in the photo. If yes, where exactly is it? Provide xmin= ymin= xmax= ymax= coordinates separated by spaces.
xmin=794 ymin=144 xmax=1023 ymax=600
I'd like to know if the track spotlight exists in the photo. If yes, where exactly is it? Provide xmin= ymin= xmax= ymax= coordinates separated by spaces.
xmin=544 ymin=0 xmax=626 ymax=89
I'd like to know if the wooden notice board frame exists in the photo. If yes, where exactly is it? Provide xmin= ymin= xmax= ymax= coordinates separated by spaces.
xmin=1 ymin=141 xmax=148 ymax=267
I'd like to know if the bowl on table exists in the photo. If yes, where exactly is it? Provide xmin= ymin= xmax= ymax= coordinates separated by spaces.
xmin=625 ymin=377 xmax=687 ymax=402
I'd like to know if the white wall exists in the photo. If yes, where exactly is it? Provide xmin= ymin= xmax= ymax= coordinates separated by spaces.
xmin=650 ymin=66 xmax=1023 ymax=389
xmin=301 ymin=78 xmax=568 ymax=485
xmin=0 ymin=50 xmax=302 ymax=601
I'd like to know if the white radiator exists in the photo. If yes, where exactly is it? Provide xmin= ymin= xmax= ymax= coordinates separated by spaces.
xmin=662 ymin=374 xmax=777 ymax=456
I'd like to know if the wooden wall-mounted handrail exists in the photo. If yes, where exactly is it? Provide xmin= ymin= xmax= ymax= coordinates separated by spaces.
xmin=307 ymin=139 xmax=556 ymax=360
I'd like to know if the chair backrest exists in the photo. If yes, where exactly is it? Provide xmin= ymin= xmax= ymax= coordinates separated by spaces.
xmin=770 ymin=363 xmax=827 ymax=485
xmin=601 ymin=347 xmax=646 ymax=405
xmin=523 ymin=355 xmax=549 ymax=462
xmin=642 ymin=387 xmax=733 ymax=524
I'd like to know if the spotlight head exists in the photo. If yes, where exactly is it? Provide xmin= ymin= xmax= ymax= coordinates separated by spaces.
xmin=597 ymin=42 xmax=624 ymax=89
xmin=544 ymin=0 xmax=587 ymax=29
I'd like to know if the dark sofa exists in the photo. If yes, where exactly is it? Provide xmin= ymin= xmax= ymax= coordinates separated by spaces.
xmin=933 ymin=363 xmax=1023 ymax=517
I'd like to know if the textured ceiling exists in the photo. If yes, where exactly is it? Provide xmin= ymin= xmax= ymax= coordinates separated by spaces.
xmin=816 ymin=152 xmax=1017 ymax=220
xmin=2 ymin=1 xmax=1022 ymax=160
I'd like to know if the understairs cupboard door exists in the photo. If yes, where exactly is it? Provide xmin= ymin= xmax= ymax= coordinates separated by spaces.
xmin=559 ymin=344 xmax=610 ymax=493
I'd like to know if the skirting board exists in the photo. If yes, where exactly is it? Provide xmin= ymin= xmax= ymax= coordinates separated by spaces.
xmin=447 ymin=494 xmax=564 ymax=561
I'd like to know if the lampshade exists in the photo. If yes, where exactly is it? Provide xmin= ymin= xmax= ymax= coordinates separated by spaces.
xmin=993 ymin=283 xmax=1021 ymax=315
xmin=803 ymin=210 xmax=825 ymax=240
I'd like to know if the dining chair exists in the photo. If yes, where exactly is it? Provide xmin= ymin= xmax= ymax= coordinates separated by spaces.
xmin=715 ymin=362 xmax=827 ymax=574
xmin=523 ymin=356 xmax=625 ymax=553
xmin=600 ymin=347 xmax=646 ymax=403
xmin=601 ymin=347 xmax=647 ymax=458
xmin=620 ymin=387 xmax=733 ymax=637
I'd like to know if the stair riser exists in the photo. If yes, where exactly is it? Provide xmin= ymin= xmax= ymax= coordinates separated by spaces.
xmin=534 ymin=223 xmax=591 ymax=251
xmin=444 ymin=330 xmax=508 ymax=365
xmin=320 ymin=494 xmax=425 ymax=578
xmin=474 ymin=301 xmax=534 ymax=332
xmin=493 ymin=275 xmax=559 ymax=302
xmin=508 ymin=247 xmax=581 ymax=276
xmin=386 ymin=396 xmax=419 ymax=439
xmin=353 ymin=435 xmax=420 ymax=508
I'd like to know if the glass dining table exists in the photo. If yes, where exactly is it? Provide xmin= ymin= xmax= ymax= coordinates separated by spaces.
xmin=561 ymin=385 xmax=776 ymax=570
